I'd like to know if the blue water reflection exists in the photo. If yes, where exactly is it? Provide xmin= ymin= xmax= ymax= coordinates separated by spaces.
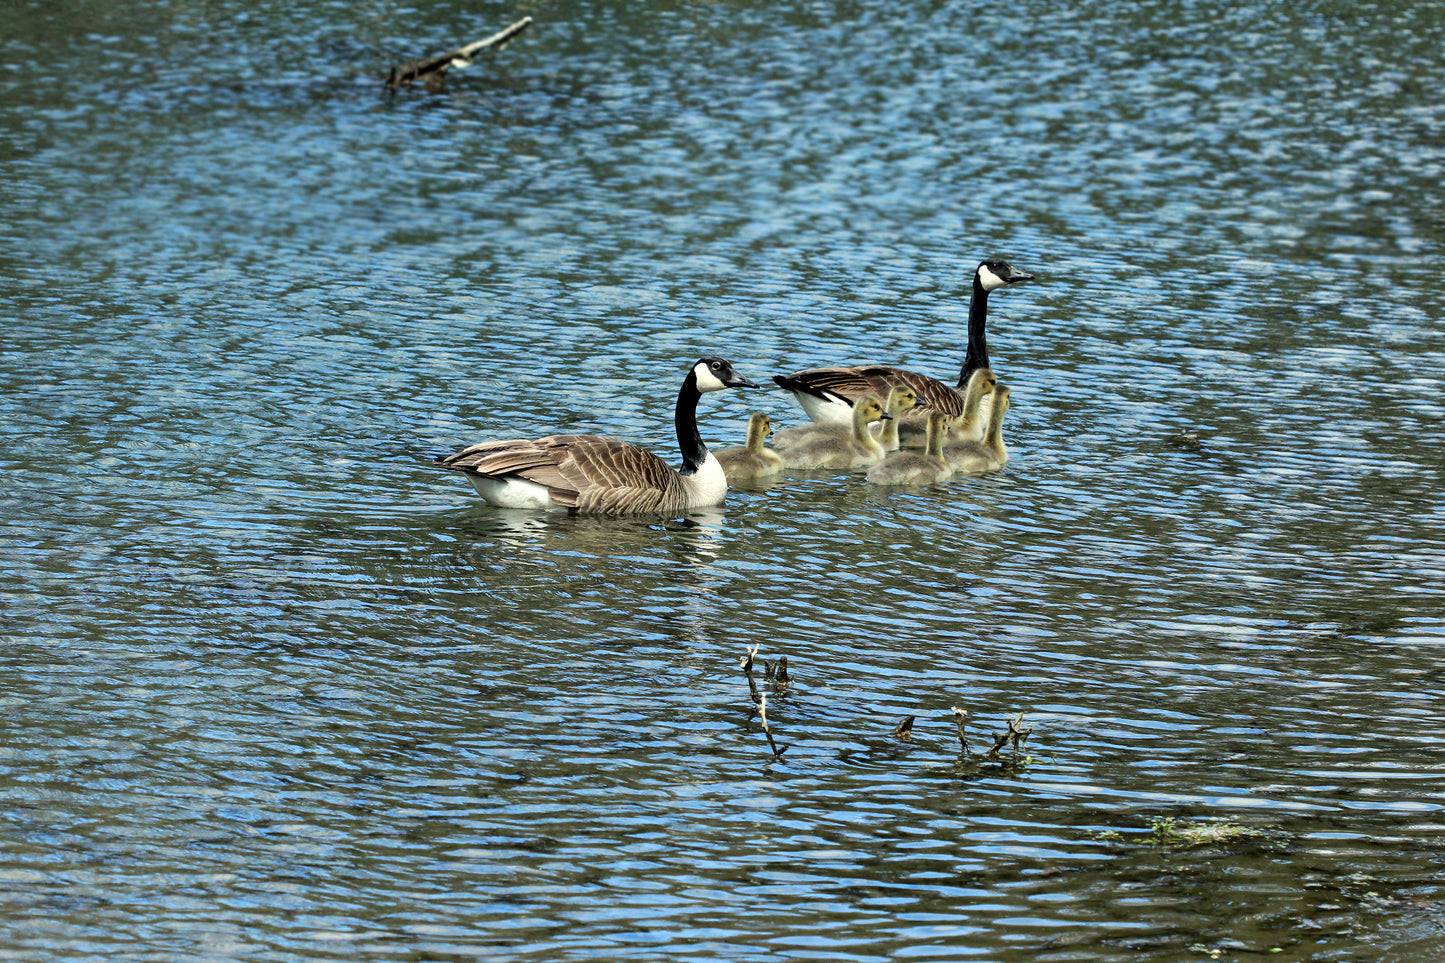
xmin=3 ymin=0 xmax=1444 ymax=960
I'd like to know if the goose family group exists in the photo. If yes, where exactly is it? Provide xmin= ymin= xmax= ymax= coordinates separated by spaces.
xmin=436 ymin=258 xmax=1033 ymax=515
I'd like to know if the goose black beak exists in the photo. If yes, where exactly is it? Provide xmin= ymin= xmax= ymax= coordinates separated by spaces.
xmin=729 ymin=375 xmax=762 ymax=389
xmin=1005 ymin=269 xmax=1035 ymax=284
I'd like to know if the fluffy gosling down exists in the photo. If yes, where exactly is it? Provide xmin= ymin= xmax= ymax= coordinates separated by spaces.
xmin=436 ymin=357 xmax=759 ymax=514
xmin=777 ymin=395 xmax=892 ymax=470
xmin=867 ymin=411 xmax=953 ymax=486
xmin=771 ymin=389 xmax=891 ymax=453
xmin=948 ymin=368 xmax=998 ymax=444
xmin=872 ymin=385 xmax=925 ymax=452
xmin=944 ymin=383 xmax=1011 ymax=474
xmin=714 ymin=412 xmax=784 ymax=482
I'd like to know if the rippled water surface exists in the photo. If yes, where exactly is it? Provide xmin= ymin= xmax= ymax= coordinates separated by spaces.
xmin=4 ymin=1 xmax=1445 ymax=960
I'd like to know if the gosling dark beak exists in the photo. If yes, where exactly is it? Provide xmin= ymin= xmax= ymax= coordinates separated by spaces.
xmin=880 ymin=412 xmax=895 ymax=421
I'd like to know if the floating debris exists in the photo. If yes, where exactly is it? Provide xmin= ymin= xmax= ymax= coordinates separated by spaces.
xmin=1166 ymin=428 xmax=1203 ymax=451
xmin=386 ymin=17 xmax=533 ymax=90
xmin=765 ymin=655 xmax=792 ymax=695
xmin=893 ymin=715 xmax=916 ymax=740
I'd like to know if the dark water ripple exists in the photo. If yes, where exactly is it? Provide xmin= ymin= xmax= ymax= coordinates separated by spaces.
xmin=5 ymin=0 xmax=1445 ymax=960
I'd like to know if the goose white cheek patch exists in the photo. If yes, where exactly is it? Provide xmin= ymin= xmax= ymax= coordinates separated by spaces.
xmin=694 ymin=363 xmax=730 ymax=392
xmin=977 ymin=264 xmax=1006 ymax=292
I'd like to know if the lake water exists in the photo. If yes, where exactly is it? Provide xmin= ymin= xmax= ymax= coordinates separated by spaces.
xmin=3 ymin=1 xmax=1444 ymax=960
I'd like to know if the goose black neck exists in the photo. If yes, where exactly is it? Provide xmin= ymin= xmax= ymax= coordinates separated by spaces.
xmin=957 ymin=274 xmax=991 ymax=388
xmin=675 ymin=368 xmax=707 ymax=475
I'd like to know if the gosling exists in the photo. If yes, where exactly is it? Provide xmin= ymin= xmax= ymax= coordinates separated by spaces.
xmin=867 ymin=411 xmax=954 ymax=486
xmin=777 ymin=395 xmax=892 ymax=470
xmin=944 ymin=383 xmax=1011 ymax=473
xmin=943 ymin=368 xmax=997 ymax=445
xmin=714 ymin=412 xmax=784 ymax=482
xmin=871 ymin=385 xmax=924 ymax=452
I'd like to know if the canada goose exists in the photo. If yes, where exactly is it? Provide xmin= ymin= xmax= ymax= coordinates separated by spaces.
xmin=872 ymin=385 xmax=925 ymax=451
xmin=436 ymin=357 xmax=760 ymax=514
xmin=777 ymin=395 xmax=892 ymax=470
xmin=944 ymin=383 xmax=1011 ymax=474
xmin=771 ymin=258 xmax=1033 ymax=443
xmin=867 ymin=411 xmax=953 ymax=486
xmin=714 ymin=412 xmax=784 ymax=482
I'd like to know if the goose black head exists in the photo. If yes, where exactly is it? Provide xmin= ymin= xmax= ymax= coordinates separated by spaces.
xmin=694 ymin=357 xmax=761 ymax=392
xmin=976 ymin=259 xmax=1035 ymax=293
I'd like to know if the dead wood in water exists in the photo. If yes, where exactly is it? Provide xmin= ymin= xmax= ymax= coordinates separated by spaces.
xmin=386 ymin=16 xmax=533 ymax=90
xmin=951 ymin=707 xmax=969 ymax=754
xmin=739 ymin=643 xmax=761 ymax=705
xmin=763 ymin=655 xmax=792 ymax=695
xmin=986 ymin=712 xmax=1032 ymax=759
xmin=740 ymin=644 xmax=788 ymax=759
xmin=756 ymin=691 xmax=787 ymax=758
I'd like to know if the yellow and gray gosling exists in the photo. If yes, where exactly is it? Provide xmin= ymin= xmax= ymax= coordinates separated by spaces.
xmin=714 ymin=412 xmax=784 ymax=482
xmin=871 ymin=385 xmax=923 ymax=452
xmin=771 ymin=390 xmax=891 ymax=452
xmin=945 ymin=368 xmax=998 ymax=445
xmin=777 ymin=395 xmax=892 ymax=470
xmin=944 ymin=383 xmax=1011 ymax=474
xmin=867 ymin=410 xmax=953 ymax=486
xmin=769 ymin=383 xmax=918 ymax=455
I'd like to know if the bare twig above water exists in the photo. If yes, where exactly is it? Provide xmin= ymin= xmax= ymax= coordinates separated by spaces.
xmin=740 ymin=644 xmax=788 ymax=758
xmin=764 ymin=655 xmax=792 ymax=695
xmin=986 ymin=712 xmax=1032 ymax=759
xmin=757 ymin=691 xmax=787 ymax=757
xmin=386 ymin=17 xmax=533 ymax=90
xmin=736 ymin=648 xmax=1033 ymax=765
xmin=951 ymin=706 xmax=969 ymax=754
xmin=740 ymin=642 xmax=761 ymax=705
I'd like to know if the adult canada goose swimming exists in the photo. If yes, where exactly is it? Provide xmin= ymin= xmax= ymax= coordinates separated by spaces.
xmin=777 ymin=395 xmax=892 ymax=470
xmin=944 ymin=383 xmax=1011 ymax=474
xmin=772 ymin=258 xmax=1033 ymax=444
xmin=436 ymin=357 xmax=760 ymax=514
xmin=714 ymin=412 xmax=784 ymax=482
xmin=867 ymin=411 xmax=953 ymax=486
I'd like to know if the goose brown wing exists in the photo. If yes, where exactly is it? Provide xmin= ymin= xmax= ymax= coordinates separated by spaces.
xmin=778 ymin=365 xmax=962 ymax=419
xmin=438 ymin=434 xmax=683 ymax=514
xmin=556 ymin=436 xmax=686 ymax=513
xmin=437 ymin=435 xmax=585 ymax=506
